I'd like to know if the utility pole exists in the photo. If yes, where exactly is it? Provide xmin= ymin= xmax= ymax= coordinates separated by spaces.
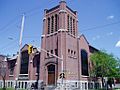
xmin=15 ymin=14 xmax=25 ymax=89
xmin=60 ymin=29 xmax=64 ymax=90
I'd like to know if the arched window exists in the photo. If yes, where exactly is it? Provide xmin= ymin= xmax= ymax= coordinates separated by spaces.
xmin=48 ymin=18 xmax=50 ymax=34
xmin=20 ymin=50 xmax=29 ymax=74
xmin=73 ymin=19 xmax=75 ymax=35
xmin=51 ymin=16 xmax=54 ymax=33
xmin=48 ymin=64 xmax=55 ymax=72
xmin=55 ymin=14 xmax=58 ymax=31
xmin=70 ymin=17 xmax=72 ymax=34
xmin=67 ymin=15 xmax=70 ymax=32
xmin=81 ymin=50 xmax=89 ymax=76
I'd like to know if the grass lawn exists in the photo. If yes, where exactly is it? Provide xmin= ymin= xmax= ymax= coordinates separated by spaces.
xmin=0 ymin=88 xmax=13 ymax=90
xmin=114 ymin=89 xmax=120 ymax=90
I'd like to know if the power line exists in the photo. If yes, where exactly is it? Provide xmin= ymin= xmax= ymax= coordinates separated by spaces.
xmin=25 ymin=8 xmax=41 ymax=18
xmin=24 ymin=36 xmax=40 ymax=38
xmin=0 ymin=43 xmax=19 ymax=56
xmin=25 ymin=6 xmax=41 ymax=15
xmin=0 ymin=15 xmax=21 ymax=33
xmin=1 ymin=42 xmax=18 ymax=51
xmin=0 ymin=35 xmax=40 ymax=48
xmin=80 ymin=21 xmax=120 ymax=32
xmin=0 ymin=5 xmax=41 ymax=34
xmin=0 ymin=23 xmax=21 ymax=39
xmin=0 ymin=38 xmax=18 ymax=50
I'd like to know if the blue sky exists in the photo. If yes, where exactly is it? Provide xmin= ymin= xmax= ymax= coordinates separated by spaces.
xmin=0 ymin=0 xmax=120 ymax=58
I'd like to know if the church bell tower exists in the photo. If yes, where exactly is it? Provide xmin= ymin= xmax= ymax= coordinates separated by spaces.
xmin=40 ymin=0 xmax=79 ymax=85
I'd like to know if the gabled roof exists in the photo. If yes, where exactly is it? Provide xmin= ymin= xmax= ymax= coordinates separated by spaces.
xmin=8 ymin=54 xmax=18 ymax=61
xmin=46 ymin=5 xmax=60 ymax=13
xmin=45 ymin=2 xmax=76 ymax=15
xmin=66 ymin=6 xmax=77 ymax=15
xmin=78 ymin=34 xmax=99 ymax=53
xmin=78 ymin=34 xmax=89 ymax=44
xmin=21 ymin=44 xmax=40 ymax=51
xmin=0 ymin=55 xmax=5 ymax=58
xmin=89 ymin=45 xmax=99 ymax=53
xmin=21 ymin=44 xmax=29 ymax=51
xmin=0 ymin=55 xmax=6 ymax=61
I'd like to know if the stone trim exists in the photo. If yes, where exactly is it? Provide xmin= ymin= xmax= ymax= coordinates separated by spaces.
xmin=46 ymin=31 xmax=58 ymax=37
xmin=59 ymin=10 xmax=67 ymax=13
xmin=41 ymin=29 xmax=69 ymax=38
xmin=0 ymin=80 xmax=43 ymax=89
xmin=57 ymin=80 xmax=102 ymax=90
xmin=9 ymin=75 xmax=14 ymax=77
xmin=43 ymin=17 xmax=46 ymax=21
xmin=41 ymin=34 xmax=46 ymax=38
xmin=58 ymin=29 xmax=67 ymax=32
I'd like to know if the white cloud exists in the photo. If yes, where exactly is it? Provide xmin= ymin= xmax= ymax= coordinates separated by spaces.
xmin=107 ymin=15 xmax=114 ymax=20
xmin=116 ymin=41 xmax=120 ymax=47
xmin=109 ymin=32 xmax=113 ymax=35
xmin=92 ymin=35 xmax=101 ymax=41
xmin=92 ymin=37 xmax=96 ymax=41
xmin=107 ymin=32 xmax=113 ymax=36
xmin=96 ymin=35 xmax=100 ymax=39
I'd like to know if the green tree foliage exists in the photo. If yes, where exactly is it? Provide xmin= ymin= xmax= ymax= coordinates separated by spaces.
xmin=90 ymin=50 xmax=120 ymax=78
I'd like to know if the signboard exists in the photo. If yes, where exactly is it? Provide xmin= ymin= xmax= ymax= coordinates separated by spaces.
xmin=59 ymin=73 xmax=65 ymax=79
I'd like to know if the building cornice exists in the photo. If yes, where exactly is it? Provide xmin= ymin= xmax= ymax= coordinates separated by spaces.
xmin=59 ymin=9 xmax=67 ymax=13
xmin=58 ymin=29 xmax=67 ymax=32
xmin=43 ymin=17 xmax=46 ymax=21
xmin=41 ymin=34 xmax=46 ymax=38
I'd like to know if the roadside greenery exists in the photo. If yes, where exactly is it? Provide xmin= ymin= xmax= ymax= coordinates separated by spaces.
xmin=90 ymin=50 xmax=120 ymax=78
xmin=0 ymin=88 xmax=13 ymax=90
xmin=90 ymin=50 xmax=120 ymax=89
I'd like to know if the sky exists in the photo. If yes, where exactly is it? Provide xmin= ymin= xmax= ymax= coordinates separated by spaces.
xmin=0 ymin=0 xmax=120 ymax=58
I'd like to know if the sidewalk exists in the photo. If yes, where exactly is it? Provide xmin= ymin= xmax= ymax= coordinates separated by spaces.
xmin=115 ymin=84 xmax=120 ymax=89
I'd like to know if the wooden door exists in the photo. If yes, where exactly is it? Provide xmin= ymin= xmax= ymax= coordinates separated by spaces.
xmin=48 ymin=72 xmax=55 ymax=85
xmin=47 ymin=65 xmax=55 ymax=85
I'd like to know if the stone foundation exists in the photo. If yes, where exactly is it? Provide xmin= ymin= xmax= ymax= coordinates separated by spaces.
xmin=0 ymin=80 xmax=43 ymax=89
xmin=57 ymin=80 xmax=102 ymax=90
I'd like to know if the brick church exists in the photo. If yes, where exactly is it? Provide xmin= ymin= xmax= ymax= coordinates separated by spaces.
xmin=0 ymin=0 xmax=102 ymax=90
xmin=40 ymin=0 xmax=101 ymax=89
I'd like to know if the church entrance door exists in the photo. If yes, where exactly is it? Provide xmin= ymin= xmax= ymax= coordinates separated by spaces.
xmin=47 ymin=64 xmax=55 ymax=85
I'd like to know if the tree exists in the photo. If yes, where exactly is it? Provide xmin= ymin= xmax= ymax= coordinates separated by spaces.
xmin=90 ymin=50 xmax=120 ymax=88
xmin=0 ymin=57 xmax=7 ymax=90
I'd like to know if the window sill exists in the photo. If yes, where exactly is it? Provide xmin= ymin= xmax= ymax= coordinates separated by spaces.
xmin=81 ymin=75 xmax=89 ymax=78
xmin=35 ymin=73 xmax=38 ymax=76
xmin=19 ymin=74 xmax=28 ymax=76
xmin=9 ymin=75 xmax=14 ymax=77
xmin=67 ymin=32 xmax=76 ymax=38
xmin=68 ymin=55 xmax=77 ymax=59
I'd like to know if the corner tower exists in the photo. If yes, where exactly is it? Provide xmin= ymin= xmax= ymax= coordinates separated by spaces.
xmin=40 ymin=0 xmax=79 ymax=86
xmin=42 ymin=0 xmax=78 ymax=36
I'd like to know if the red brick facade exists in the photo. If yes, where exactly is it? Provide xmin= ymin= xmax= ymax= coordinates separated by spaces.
xmin=40 ymin=1 xmax=101 ymax=89
xmin=0 ymin=1 xmax=102 ymax=90
xmin=0 ymin=44 xmax=40 ymax=89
